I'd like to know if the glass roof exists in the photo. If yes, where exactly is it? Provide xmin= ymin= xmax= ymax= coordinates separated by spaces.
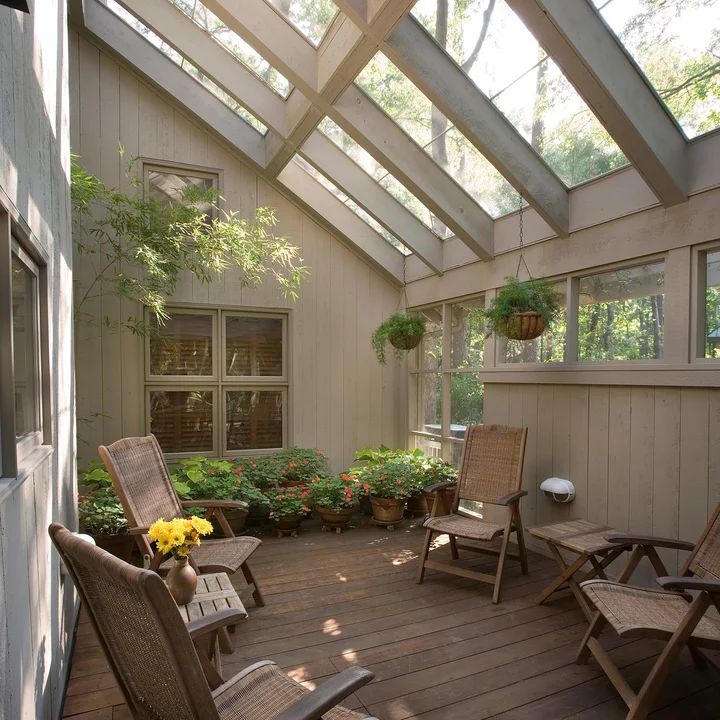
xmin=318 ymin=118 xmax=453 ymax=239
xmin=411 ymin=0 xmax=628 ymax=187
xmin=265 ymin=0 xmax=339 ymax=47
xmin=356 ymin=53 xmax=521 ymax=219
xmin=292 ymin=156 xmax=410 ymax=254
xmin=593 ymin=0 xmax=720 ymax=139
xmin=168 ymin=0 xmax=292 ymax=97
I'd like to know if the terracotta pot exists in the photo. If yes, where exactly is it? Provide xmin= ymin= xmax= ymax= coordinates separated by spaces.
xmin=498 ymin=311 xmax=546 ymax=341
xmin=91 ymin=532 xmax=135 ymax=562
xmin=247 ymin=501 xmax=270 ymax=525
xmin=317 ymin=506 xmax=354 ymax=532
xmin=223 ymin=507 xmax=248 ymax=534
xmin=389 ymin=332 xmax=423 ymax=350
xmin=369 ymin=496 xmax=406 ymax=526
xmin=407 ymin=493 xmax=432 ymax=517
xmin=279 ymin=479 xmax=305 ymax=488
xmin=274 ymin=513 xmax=304 ymax=537
xmin=166 ymin=556 xmax=197 ymax=605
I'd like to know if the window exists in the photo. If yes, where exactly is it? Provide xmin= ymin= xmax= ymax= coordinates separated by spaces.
xmin=145 ymin=164 xmax=219 ymax=219
xmin=498 ymin=281 xmax=567 ymax=364
xmin=703 ymin=250 xmax=720 ymax=358
xmin=410 ymin=298 xmax=484 ymax=466
xmin=578 ymin=262 xmax=665 ymax=361
xmin=146 ymin=308 xmax=288 ymax=456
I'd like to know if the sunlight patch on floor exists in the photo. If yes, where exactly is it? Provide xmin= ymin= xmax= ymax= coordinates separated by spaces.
xmin=323 ymin=618 xmax=342 ymax=636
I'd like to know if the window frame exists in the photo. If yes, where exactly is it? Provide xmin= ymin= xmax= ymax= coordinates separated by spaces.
xmin=692 ymin=240 xmax=720 ymax=363
xmin=144 ymin=305 xmax=289 ymax=458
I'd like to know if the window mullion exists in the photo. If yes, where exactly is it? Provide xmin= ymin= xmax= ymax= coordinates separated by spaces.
xmin=441 ymin=303 xmax=452 ymax=461
xmin=565 ymin=276 xmax=579 ymax=363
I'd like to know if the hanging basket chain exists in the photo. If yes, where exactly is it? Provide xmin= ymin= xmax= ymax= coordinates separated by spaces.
xmin=397 ymin=254 xmax=409 ymax=312
xmin=514 ymin=192 xmax=534 ymax=280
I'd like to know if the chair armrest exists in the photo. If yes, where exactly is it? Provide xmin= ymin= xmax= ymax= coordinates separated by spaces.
xmin=128 ymin=526 xmax=150 ymax=535
xmin=186 ymin=609 xmax=247 ymax=639
xmin=423 ymin=481 xmax=457 ymax=494
xmin=271 ymin=667 xmax=375 ymax=720
xmin=496 ymin=490 xmax=528 ymax=506
xmin=604 ymin=533 xmax=695 ymax=551
xmin=656 ymin=576 xmax=720 ymax=594
xmin=181 ymin=499 xmax=249 ymax=510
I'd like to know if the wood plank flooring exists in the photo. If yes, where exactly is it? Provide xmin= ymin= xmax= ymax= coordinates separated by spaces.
xmin=61 ymin=518 xmax=720 ymax=719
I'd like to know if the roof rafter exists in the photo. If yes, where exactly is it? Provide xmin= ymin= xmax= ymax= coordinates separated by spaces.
xmin=112 ymin=0 xmax=443 ymax=273
xmin=507 ymin=0 xmax=687 ymax=207
xmin=79 ymin=0 xmax=405 ymax=285
xmin=384 ymin=16 xmax=570 ymax=238
xmin=201 ymin=0 xmax=495 ymax=259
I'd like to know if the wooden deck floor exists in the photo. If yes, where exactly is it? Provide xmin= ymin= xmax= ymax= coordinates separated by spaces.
xmin=62 ymin=519 xmax=720 ymax=719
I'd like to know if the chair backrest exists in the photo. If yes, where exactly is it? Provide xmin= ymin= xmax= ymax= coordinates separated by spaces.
xmin=685 ymin=502 xmax=720 ymax=580
xmin=99 ymin=435 xmax=184 ymax=530
xmin=455 ymin=424 xmax=528 ymax=506
xmin=49 ymin=523 xmax=219 ymax=720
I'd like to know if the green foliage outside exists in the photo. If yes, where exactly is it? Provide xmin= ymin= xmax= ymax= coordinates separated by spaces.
xmin=372 ymin=313 xmax=427 ymax=364
xmin=706 ymin=286 xmax=720 ymax=357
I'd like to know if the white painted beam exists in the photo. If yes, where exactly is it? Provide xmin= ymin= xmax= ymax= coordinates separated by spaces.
xmin=385 ymin=16 xmax=569 ymax=237
xmin=507 ymin=0 xmax=687 ymax=206
xmin=278 ymin=162 xmax=404 ymax=283
xmin=301 ymin=131 xmax=443 ymax=272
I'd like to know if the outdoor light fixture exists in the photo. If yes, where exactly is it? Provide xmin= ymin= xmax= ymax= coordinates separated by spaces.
xmin=540 ymin=477 xmax=575 ymax=504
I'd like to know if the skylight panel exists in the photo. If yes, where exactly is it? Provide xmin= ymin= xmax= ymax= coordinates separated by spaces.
xmin=168 ymin=0 xmax=292 ymax=97
xmin=411 ymin=0 xmax=628 ymax=187
xmin=593 ymin=0 xmax=720 ymax=139
xmin=264 ymin=0 xmax=339 ymax=47
xmin=293 ymin=157 xmax=410 ymax=254
xmin=356 ymin=53 xmax=520 ymax=218
xmin=107 ymin=1 xmax=269 ymax=134
xmin=318 ymin=118 xmax=453 ymax=238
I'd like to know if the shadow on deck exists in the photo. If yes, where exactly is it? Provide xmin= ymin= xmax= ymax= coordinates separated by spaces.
xmin=61 ymin=518 xmax=720 ymax=719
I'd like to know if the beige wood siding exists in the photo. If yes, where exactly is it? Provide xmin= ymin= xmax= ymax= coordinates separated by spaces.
xmin=70 ymin=33 xmax=406 ymax=471
xmin=484 ymin=382 xmax=719 ymax=573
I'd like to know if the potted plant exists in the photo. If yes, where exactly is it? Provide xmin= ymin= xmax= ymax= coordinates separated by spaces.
xmin=371 ymin=313 xmax=426 ymax=364
xmin=308 ymin=473 xmax=369 ymax=533
xmin=275 ymin=447 xmax=329 ymax=486
xmin=265 ymin=486 xmax=312 ymax=537
xmin=483 ymin=276 xmax=560 ymax=340
xmin=77 ymin=464 xmax=133 ymax=560
xmin=232 ymin=455 xmax=280 ymax=523
xmin=356 ymin=459 xmax=415 ymax=528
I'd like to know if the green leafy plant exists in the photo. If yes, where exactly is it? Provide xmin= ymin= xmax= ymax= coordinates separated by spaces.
xmin=265 ymin=486 xmax=312 ymax=520
xmin=275 ymin=447 xmax=329 ymax=483
xmin=231 ymin=455 xmax=284 ymax=490
xmin=355 ymin=458 xmax=417 ymax=499
xmin=77 ymin=463 xmax=128 ymax=535
xmin=308 ymin=472 xmax=368 ymax=511
xmin=371 ymin=313 xmax=426 ymax=364
xmin=71 ymin=152 xmax=308 ymax=332
xmin=482 ymin=277 xmax=560 ymax=337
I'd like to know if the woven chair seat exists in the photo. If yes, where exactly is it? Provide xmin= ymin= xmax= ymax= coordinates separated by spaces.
xmin=161 ymin=537 xmax=262 ymax=574
xmin=214 ymin=662 xmax=368 ymax=720
xmin=423 ymin=513 xmax=505 ymax=541
xmin=582 ymin=580 xmax=720 ymax=645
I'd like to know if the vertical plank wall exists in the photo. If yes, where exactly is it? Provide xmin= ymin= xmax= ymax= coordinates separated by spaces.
xmin=69 ymin=33 xmax=407 ymax=471
xmin=484 ymin=383 xmax=720 ymax=572
xmin=0 ymin=3 xmax=77 ymax=720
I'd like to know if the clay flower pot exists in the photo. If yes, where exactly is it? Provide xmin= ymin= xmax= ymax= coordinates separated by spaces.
xmin=91 ymin=532 xmax=135 ymax=562
xmin=223 ymin=507 xmax=248 ymax=534
xmin=369 ymin=496 xmax=406 ymax=527
xmin=406 ymin=493 xmax=432 ymax=517
xmin=317 ymin=506 xmax=354 ymax=533
xmin=166 ymin=555 xmax=197 ymax=605
xmin=274 ymin=513 xmax=304 ymax=537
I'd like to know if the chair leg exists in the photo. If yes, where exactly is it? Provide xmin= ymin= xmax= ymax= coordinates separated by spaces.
xmin=417 ymin=529 xmax=434 ymax=584
xmin=492 ymin=510 xmax=514 ymax=604
xmin=449 ymin=534 xmax=459 ymax=560
xmin=241 ymin=562 xmax=265 ymax=607
xmin=576 ymin=610 xmax=606 ymax=664
xmin=514 ymin=506 xmax=529 ymax=575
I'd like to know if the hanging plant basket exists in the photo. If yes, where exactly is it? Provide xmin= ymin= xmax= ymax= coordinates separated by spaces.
xmin=389 ymin=332 xmax=423 ymax=351
xmin=498 ymin=311 xmax=547 ymax=341
xmin=372 ymin=312 xmax=427 ymax=364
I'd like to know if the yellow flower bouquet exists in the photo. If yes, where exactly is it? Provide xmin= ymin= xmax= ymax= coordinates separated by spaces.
xmin=148 ymin=516 xmax=214 ymax=558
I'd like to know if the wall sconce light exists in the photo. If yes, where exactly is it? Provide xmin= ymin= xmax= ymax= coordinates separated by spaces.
xmin=540 ymin=477 xmax=575 ymax=503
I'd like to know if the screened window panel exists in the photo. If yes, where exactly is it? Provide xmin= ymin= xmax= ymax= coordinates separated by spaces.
xmin=499 ymin=281 xmax=567 ymax=363
xmin=149 ymin=312 xmax=214 ymax=377
xmin=450 ymin=373 xmax=483 ymax=439
xmin=225 ymin=316 xmax=283 ymax=377
xmin=411 ymin=434 xmax=443 ymax=457
xmin=594 ymin=0 xmax=720 ymax=139
xmin=412 ymin=0 xmax=628 ymax=186
xmin=419 ymin=373 xmax=442 ymax=434
xmin=226 ymin=390 xmax=284 ymax=450
xmin=11 ymin=255 xmax=39 ymax=437
xmin=705 ymin=250 xmax=720 ymax=358
xmin=419 ymin=308 xmax=443 ymax=370
xmin=578 ymin=262 xmax=665 ymax=361
xmin=149 ymin=390 xmax=214 ymax=453
xmin=451 ymin=298 xmax=485 ymax=368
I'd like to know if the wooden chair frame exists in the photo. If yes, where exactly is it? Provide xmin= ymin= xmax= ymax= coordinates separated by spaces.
xmin=416 ymin=424 xmax=529 ymax=604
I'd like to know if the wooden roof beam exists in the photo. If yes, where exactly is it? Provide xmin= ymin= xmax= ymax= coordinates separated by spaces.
xmin=507 ymin=0 xmax=687 ymax=207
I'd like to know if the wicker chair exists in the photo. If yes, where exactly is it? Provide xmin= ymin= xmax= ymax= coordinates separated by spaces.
xmin=50 ymin=523 xmax=377 ymax=720
xmin=417 ymin=424 xmax=529 ymax=604
xmin=576 ymin=502 xmax=720 ymax=720
xmin=99 ymin=435 xmax=264 ymax=606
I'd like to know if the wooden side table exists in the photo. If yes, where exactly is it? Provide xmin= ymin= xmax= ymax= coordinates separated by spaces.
xmin=176 ymin=572 xmax=247 ymax=673
xmin=529 ymin=520 xmax=632 ymax=620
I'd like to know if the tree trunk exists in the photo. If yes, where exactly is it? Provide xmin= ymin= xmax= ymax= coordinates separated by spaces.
xmin=531 ymin=47 xmax=548 ymax=154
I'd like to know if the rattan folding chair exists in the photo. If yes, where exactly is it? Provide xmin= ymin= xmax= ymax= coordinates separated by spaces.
xmin=50 ymin=523 xmax=377 ymax=720
xmin=576 ymin=502 xmax=720 ymax=720
xmin=99 ymin=435 xmax=264 ymax=606
xmin=417 ymin=424 xmax=529 ymax=604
